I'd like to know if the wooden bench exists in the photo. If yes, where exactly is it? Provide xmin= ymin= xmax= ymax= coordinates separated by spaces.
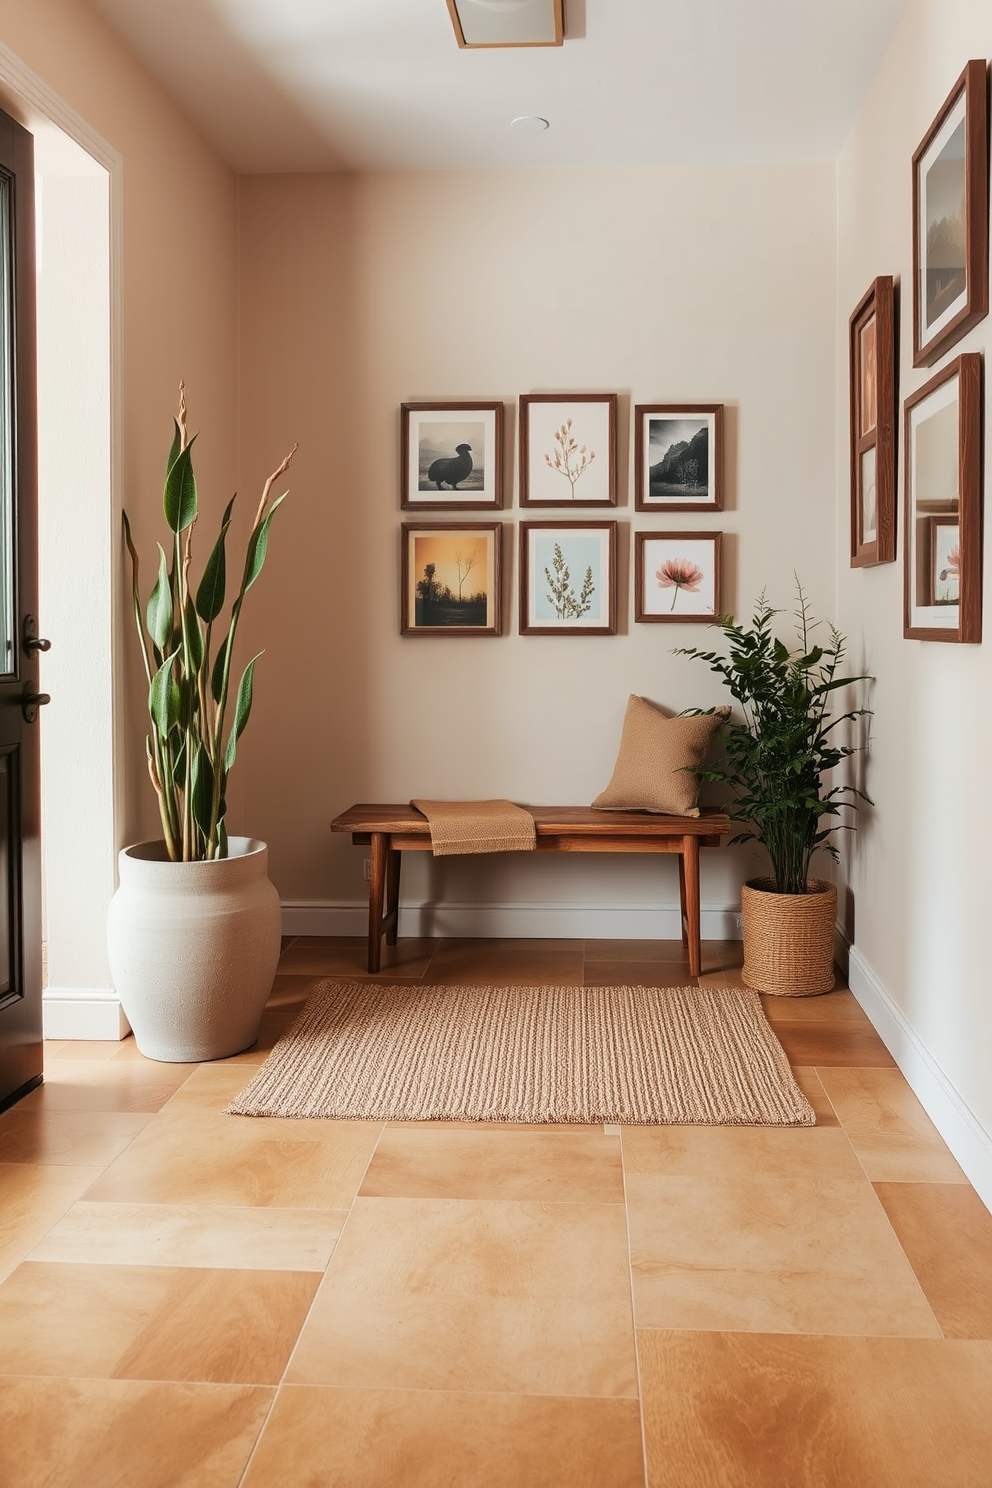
xmin=330 ymin=804 xmax=729 ymax=977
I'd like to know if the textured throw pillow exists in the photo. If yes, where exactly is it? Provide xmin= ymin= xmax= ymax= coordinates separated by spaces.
xmin=591 ymin=695 xmax=730 ymax=817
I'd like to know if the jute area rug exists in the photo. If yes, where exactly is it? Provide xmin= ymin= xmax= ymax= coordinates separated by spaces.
xmin=226 ymin=981 xmax=814 ymax=1127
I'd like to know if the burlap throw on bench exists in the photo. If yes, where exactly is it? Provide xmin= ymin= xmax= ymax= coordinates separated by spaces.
xmin=410 ymin=798 xmax=536 ymax=856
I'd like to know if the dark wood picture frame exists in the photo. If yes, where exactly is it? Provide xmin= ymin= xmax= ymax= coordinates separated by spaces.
xmin=519 ymin=393 xmax=618 ymax=507
xmin=519 ymin=520 xmax=618 ymax=635
xmin=401 ymin=402 xmax=504 ymax=510
xmin=634 ymin=403 xmax=724 ymax=512
xmin=903 ymin=353 xmax=983 ymax=643
xmin=400 ymin=521 xmax=503 ymax=637
xmin=634 ymin=531 xmax=722 ymax=624
xmin=850 ymin=276 xmax=897 ymax=565
xmin=912 ymin=59 xmax=989 ymax=368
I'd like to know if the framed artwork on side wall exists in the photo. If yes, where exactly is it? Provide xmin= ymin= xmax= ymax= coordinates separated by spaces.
xmin=912 ymin=59 xmax=988 ymax=367
xmin=634 ymin=532 xmax=722 ymax=623
xmin=903 ymin=353 xmax=983 ymax=644
xmin=634 ymin=404 xmax=724 ymax=511
xmin=519 ymin=394 xmax=617 ymax=506
xmin=401 ymin=522 xmax=503 ymax=636
xmin=401 ymin=402 xmax=504 ymax=509
xmin=849 ymin=276 xmax=896 ymax=566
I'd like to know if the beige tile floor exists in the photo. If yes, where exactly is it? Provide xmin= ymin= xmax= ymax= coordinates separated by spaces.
xmin=1 ymin=936 xmax=991 ymax=1487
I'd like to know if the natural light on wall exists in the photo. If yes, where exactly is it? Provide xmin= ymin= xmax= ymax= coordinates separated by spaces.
xmin=446 ymin=0 xmax=563 ymax=48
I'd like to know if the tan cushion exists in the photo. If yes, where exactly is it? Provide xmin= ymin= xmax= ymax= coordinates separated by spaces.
xmin=591 ymin=695 xmax=730 ymax=817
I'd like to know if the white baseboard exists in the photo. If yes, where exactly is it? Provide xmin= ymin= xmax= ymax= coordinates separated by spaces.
xmin=43 ymin=988 xmax=130 ymax=1042
xmin=848 ymin=946 xmax=992 ymax=1214
xmin=281 ymin=900 xmax=743 ymax=941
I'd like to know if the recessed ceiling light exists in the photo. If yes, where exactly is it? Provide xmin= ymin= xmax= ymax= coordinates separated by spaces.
xmin=447 ymin=0 xmax=564 ymax=48
xmin=510 ymin=116 xmax=550 ymax=133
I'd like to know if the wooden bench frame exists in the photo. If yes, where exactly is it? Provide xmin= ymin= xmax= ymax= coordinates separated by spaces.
xmin=331 ymin=804 xmax=729 ymax=977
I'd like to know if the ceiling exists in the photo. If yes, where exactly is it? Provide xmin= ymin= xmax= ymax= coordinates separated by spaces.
xmin=88 ymin=0 xmax=910 ymax=174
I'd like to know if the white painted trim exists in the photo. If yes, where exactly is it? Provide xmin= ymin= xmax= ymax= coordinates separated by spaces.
xmin=848 ymin=945 xmax=992 ymax=1214
xmin=282 ymin=900 xmax=743 ymax=941
xmin=43 ymin=988 xmax=130 ymax=1042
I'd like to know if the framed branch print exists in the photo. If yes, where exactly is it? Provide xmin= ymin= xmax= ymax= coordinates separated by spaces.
xmin=519 ymin=393 xmax=617 ymax=507
xmin=850 ymin=277 xmax=896 ymax=565
xmin=401 ymin=402 xmax=503 ymax=510
xmin=634 ymin=532 xmax=722 ymax=623
xmin=903 ymin=353 xmax=983 ymax=643
xmin=519 ymin=521 xmax=617 ymax=635
xmin=401 ymin=522 xmax=502 ymax=636
xmin=634 ymin=404 xmax=724 ymax=511
xmin=912 ymin=59 xmax=989 ymax=367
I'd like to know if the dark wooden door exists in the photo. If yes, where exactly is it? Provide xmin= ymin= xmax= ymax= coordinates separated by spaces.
xmin=0 ymin=107 xmax=44 ymax=1112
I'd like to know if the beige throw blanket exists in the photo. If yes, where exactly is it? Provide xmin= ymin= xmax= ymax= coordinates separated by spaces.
xmin=410 ymin=798 xmax=537 ymax=856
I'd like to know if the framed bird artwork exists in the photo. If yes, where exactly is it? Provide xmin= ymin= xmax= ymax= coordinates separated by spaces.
xmin=401 ymin=401 xmax=504 ymax=510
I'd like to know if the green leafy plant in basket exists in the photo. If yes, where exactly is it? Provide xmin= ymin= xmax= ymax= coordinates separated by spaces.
xmin=123 ymin=384 xmax=296 ymax=862
xmin=677 ymin=587 xmax=871 ymax=895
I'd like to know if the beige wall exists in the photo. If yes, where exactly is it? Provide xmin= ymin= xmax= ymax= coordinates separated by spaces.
xmin=836 ymin=0 xmax=992 ymax=1182
xmin=237 ymin=164 xmax=838 ymax=931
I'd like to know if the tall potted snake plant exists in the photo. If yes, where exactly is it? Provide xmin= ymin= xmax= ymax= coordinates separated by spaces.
xmin=678 ymin=588 xmax=870 ymax=996
xmin=107 ymin=385 xmax=297 ymax=1059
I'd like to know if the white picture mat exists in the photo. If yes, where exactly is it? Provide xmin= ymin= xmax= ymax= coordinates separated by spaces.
xmin=640 ymin=536 xmax=717 ymax=616
xmin=406 ymin=408 xmax=498 ymax=502
xmin=640 ymin=412 xmax=715 ymax=505
xmin=526 ymin=401 xmax=612 ymax=502
xmin=405 ymin=528 xmax=496 ymax=628
xmin=908 ymin=374 xmax=960 ymax=630
xmin=919 ymin=91 xmax=968 ymax=345
xmin=527 ymin=528 xmax=612 ymax=626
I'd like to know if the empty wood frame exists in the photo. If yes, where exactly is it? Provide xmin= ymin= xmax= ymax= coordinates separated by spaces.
xmin=912 ymin=59 xmax=989 ymax=367
xmin=850 ymin=277 xmax=896 ymax=566
xmin=903 ymin=353 xmax=983 ymax=643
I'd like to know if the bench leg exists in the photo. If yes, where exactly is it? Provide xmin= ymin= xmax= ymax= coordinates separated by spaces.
xmin=367 ymin=833 xmax=387 ymax=973
xmin=677 ymin=854 xmax=689 ymax=949
xmin=385 ymin=848 xmax=401 ymax=947
xmin=682 ymin=835 xmax=701 ymax=978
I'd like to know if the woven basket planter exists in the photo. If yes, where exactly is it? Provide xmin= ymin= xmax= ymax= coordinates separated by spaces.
xmin=740 ymin=878 xmax=837 ymax=997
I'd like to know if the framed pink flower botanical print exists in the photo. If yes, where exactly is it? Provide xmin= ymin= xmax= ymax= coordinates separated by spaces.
xmin=634 ymin=531 xmax=722 ymax=623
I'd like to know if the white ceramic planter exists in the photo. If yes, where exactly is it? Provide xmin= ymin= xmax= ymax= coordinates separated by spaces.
xmin=107 ymin=836 xmax=281 ymax=1062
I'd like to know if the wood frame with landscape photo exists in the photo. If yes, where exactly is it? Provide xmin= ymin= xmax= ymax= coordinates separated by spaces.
xmin=519 ymin=393 xmax=617 ymax=507
xmin=903 ymin=353 xmax=983 ymax=644
xmin=401 ymin=521 xmax=503 ymax=637
xmin=401 ymin=402 xmax=504 ymax=510
xmin=634 ymin=531 xmax=722 ymax=624
xmin=519 ymin=520 xmax=618 ymax=635
xmin=912 ymin=59 xmax=989 ymax=368
xmin=634 ymin=403 xmax=724 ymax=511
xmin=849 ymin=276 xmax=896 ymax=566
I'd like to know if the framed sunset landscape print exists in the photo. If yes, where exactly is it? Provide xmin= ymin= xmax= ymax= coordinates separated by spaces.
xmin=401 ymin=522 xmax=502 ymax=636
xmin=634 ymin=531 xmax=722 ymax=623
xmin=912 ymin=59 xmax=988 ymax=367
xmin=634 ymin=404 xmax=724 ymax=511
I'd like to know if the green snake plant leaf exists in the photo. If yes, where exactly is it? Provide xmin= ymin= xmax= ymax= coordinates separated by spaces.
xmin=195 ymin=495 xmax=236 ymax=623
xmin=148 ymin=650 xmax=181 ymax=740
xmin=191 ymin=744 xmax=215 ymax=843
xmin=166 ymin=418 xmax=181 ymax=478
xmin=172 ymin=736 xmax=187 ymax=790
xmin=225 ymin=652 xmax=262 ymax=772
xmin=210 ymin=633 xmax=230 ymax=706
xmin=242 ymin=493 xmax=287 ymax=594
xmin=146 ymin=544 xmax=173 ymax=651
xmin=183 ymin=600 xmax=204 ymax=674
xmin=163 ymin=435 xmax=198 ymax=533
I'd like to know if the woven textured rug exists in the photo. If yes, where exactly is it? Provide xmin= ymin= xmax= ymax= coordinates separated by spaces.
xmin=226 ymin=981 xmax=814 ymax=1126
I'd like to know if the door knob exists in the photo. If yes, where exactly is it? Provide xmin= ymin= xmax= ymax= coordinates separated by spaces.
xmin=22 ymin=616 xmax=51 ymax=654
xmin=21 ymin=686 xmax=51 ymax=724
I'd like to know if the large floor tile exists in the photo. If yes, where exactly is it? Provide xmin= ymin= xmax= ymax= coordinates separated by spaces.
xmin=426 ymin=937 xmax=584 ymax=985
xmin=0 ymin=1108 xmax=152 ymax=1166
xmin=583 ymin=960 xmax=697 ymax=988
xmin=288 ymin=1196 xmax=636 ymax=1397
xmin=638 ymin=1329 xmax=992 ymax=1488
xmin=361 ymin=1124 xmax=624 ymax=1201
xmin=46 ymin=1039 xmax=130 ymax=1062
xmin=0 ymin=1162 xmax=102 ymax=1282
xmin=160 ymin=1064 xmax=268 ymax=1112
xmin=626 ymin=1171 xmax=940 ymax=1335
xmin=277 ymin=935 xmax=438 ymax=978
xmin=0 ymin=1260 xmax=318 ymax=1384
xmin=83 ymin=1113 xmax=383 ymax=1209
xmin=584 ymin=938 xmax=692 ymax=964
xmin=770 ymin=1020 xmax=897 ymax=1066
xmin=18 ymin=1058 xmax=196 ymax=1113
xmin=874 ymin=1182 xmax=992 ymax=1338
xmin=243 ymin=1385 xmax=646 ymax=1488
xmin=0 ymin=1376 xmax=271 ymax=1488
xmin=621 ymin=1124 xmax=862 ymax=1180
xmin=816 ymin=1068 xmax=966 ymax=1181
xmin=29 ymin=1200 xmax=345 ymax=1271
xmin=760 ymin=988 xmax=874 ymax=1024
xmin=792 ymin=1065 xmax=840 ymax=1125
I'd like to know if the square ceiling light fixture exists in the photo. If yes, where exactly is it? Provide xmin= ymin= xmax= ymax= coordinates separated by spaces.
xmin=446 ymin=0 xmax=564 ymax=48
